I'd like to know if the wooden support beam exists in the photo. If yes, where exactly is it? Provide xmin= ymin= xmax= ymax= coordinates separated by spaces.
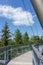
xmin=31 ymin=0 xmax=43 ymax=28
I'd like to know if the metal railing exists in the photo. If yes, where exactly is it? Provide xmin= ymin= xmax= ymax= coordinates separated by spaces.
xmin=32 ymin=44 xmax=43 ymax=65
xmin=0 ymin=44 xmax=30 ymax=65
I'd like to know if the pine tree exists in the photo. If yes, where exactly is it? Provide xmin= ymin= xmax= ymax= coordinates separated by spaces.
xmin=23 ymin=32 xmax=29 ymax=44
xmin=14 ymin=29 xmax=22 ymax=45
xmin=1 ymin=22 xmax=10 ymax=46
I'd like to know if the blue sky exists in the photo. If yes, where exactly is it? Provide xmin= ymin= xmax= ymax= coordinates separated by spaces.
xmin=0 ymin=0 xmax=43 ymax=37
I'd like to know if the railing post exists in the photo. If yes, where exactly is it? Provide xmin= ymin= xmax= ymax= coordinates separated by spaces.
xmin=22 ymin=48 xmax=23 ymax=54
xmin=4 ymin=51 xmax=6 ymax=61
xmin=40 ymin=60 xmax=43 ymax=65
xmin=4 ymin=48 xmax=7 ymax=64
xmin=8 ymin=47 xmax=13 ymax=61
xmin=10 ymin=48 xmax=12 ymax=59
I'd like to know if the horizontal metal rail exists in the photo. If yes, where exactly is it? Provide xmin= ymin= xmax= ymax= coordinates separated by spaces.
xmin=32 ymin=45 xmax=43 ymax=65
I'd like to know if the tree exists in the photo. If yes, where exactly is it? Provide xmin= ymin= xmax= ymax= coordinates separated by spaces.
xmin=14 ymin=29 xmax=22 ymax=45
xmin=41 ymin=35 xmax=43 ymax=43
xmin=23 ymin=32 xmax=29 ymax=44
xmin=30 ymin=36 xmax=41 ymax=44
xmin=1 ymin=22 xmax=10 ymax=46
xmin=8 ymin=39 xmax=15 ymax=45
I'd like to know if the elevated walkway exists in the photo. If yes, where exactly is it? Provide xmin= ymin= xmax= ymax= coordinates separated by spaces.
xmin=7 ymin=51 xmax=32 ymax=65
xmin=0 ymin=44 xmax=32 ymax=65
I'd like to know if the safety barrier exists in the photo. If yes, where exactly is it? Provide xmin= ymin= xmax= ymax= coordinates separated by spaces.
xmin=0 ymin=44 xmax=30 ymax=65
xmin=32 ymin=44 xmax=43 ymax=65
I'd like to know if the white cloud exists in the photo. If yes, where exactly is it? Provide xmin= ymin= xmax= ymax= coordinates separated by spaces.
xmin=0 ymin=5 xmax=34 ymax=26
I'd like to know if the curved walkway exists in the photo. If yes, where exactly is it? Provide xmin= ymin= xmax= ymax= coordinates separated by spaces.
xmin=7 ymin=51 xmax=32 ymax=65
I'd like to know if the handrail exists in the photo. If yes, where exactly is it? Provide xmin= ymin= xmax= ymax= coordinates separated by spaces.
xmin=32 ymin=45 xmax=43 ymax=60
xmin=32 ymin=44 xmax=43 ymax=65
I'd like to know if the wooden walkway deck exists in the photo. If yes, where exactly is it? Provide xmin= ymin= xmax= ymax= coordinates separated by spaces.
xmin=7 ymin=51 xmax=32 ymax=65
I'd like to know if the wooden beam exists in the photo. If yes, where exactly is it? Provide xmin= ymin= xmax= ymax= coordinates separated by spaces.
xmin=31 ymin=0 xmax=43 ymax=28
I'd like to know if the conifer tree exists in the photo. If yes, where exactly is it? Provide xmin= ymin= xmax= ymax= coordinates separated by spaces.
xmin=15 ymin=29 xmax=22 ymax=45
xmin=23 ymin=32 xmax=29 ymax=44
xmin=1 ymin=22 xmax=10 ymax=46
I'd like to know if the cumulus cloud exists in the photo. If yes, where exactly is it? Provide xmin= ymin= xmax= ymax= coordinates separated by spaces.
xmin=0 ymin=5 xmax=34 ymax=26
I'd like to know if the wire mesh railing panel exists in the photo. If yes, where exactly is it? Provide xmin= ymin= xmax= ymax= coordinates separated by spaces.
xmin=0 ymin=44 xmax=30 ymax=65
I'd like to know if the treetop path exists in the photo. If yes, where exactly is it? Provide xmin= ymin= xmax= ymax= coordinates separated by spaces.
xmin=7 ymin=51 xmax=32 ymax=65
xmin=0 ymin=44 xmax=31 ymax=65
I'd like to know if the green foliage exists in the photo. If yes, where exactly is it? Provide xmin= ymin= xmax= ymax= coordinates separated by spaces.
xmin=8 ymin=39 xmax=15 ymax=45
xmin=23 ymin=32 xmax=29 ymax=44
xmin=41 ymin=36 xmax=43 ymax=43
xmin=1 ymin=22 xmax=10 ymax=46
xmin=0 ymin=21 xmax=43 ymax=47
xmin=0 ymin=43 xmax=4 ymax=47
xmin=29 ymin=36 xmax=42 ymax=44
xmin=0 ymin=38 xmax=4 ymax=47
xmin=14 ymin=29 xmax=22 ymax=45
